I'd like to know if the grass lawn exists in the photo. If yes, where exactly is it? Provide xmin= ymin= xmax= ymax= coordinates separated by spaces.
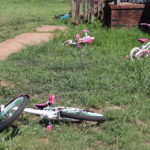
xmin=0 ymin=0 xmax=70 ymax=42
xmin=0 ymin=0 xmax=150 ymax=150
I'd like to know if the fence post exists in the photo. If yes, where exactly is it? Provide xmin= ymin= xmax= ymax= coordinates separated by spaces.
xmin=83 ymin=0 xmax=86 ymax=22
xmin=72 ymin=0 xmax=76 ymax=18
xmin=72 ymin=0 xmax=106 ymax=24
xmin=90 ymin=0 xmax=95 ymax=21
xmin=87 ymin=0 xmax=90 ymax=22
xmin=75 ymin=0 xmax=81 ymax=24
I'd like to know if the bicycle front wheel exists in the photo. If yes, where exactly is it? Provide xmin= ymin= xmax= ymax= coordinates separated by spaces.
xmin=60 ymin=108 xmax=106 ymax=122
xmin=129 ymin=47 xmax=141 ymax=60
xmin=0 ymin=95 xmax=29 ymax=132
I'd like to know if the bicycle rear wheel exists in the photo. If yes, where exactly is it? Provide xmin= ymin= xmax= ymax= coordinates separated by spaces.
xmin=0 ymin=95 xmax=29 ymax=132
xmin=60 ymin=108 xmax=106 ymax=122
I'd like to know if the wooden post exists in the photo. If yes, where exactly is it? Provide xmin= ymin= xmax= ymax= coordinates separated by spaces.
xmin=80 ymin=0 xmax=83 ymax=23
xmin=71 ymin=0 xmax=106 ymax=24
xmin=83 ymin=0 xmax=86 ymax=22
xmin=86 ymin=0 xmax=90 ymax=22
xmin=75 ymin=0 xmax=81 ymax=24
xmin=72 ymin=0 xmax=76 ymax=18
xmin=89 ymin=0 xmax=95 ymax=22
xmin=97 ymin=0 xmax=100 ymax=18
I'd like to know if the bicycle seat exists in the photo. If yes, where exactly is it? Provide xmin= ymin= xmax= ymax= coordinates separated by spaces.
xmin=33 ymin=102 xmax=50 ymax=110
xmin=82 ymin=29 xmax=89 ymax=33
xmin=138 ymin=38 xmax=148 ymax=43
xmin=33 ymin=94 xmax=55 ymax=110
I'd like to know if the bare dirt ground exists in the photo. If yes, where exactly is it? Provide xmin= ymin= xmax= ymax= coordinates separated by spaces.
xmin=0 ymin=25 xmax=67 ymax=60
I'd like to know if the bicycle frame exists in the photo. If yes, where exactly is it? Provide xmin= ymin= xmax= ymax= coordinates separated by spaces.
xmin=63 ymin=29 xmax=94 ymax=47
xmin=8 ymin=94 xmax=105 ymax=132
xmin=141 ymin=41 xmax=150 ymax=50
xmin=12 ymin=106 xmax=83 ymax=121
xmin=13 ymin=107 xmax=57 ymax=120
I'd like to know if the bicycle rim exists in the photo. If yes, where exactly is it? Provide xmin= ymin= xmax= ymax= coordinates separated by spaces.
xmin=0 ymin=95 xmax=29 ymax=132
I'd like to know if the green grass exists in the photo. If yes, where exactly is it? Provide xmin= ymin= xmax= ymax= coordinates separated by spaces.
xmin=1 ymin=0 xmax=150 ymax=150
xmin=0 ymin=0 xmax=70 ymax=42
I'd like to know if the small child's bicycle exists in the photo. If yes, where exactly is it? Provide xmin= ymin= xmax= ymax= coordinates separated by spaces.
xmin=0 ymin=95 xmax=29 ymax=132
xmin=129 ymin=23 xmax=150 ymax=60
xmin=12 ymin=94 xmax=106 ymax=131
xmin=63 ymin=30 xmax=95 ymax=48
xmin=54 ymin=12 xmax=71 ymax=20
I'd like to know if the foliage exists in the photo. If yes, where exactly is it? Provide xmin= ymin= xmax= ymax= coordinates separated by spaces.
xmin=0 ymin=0 xmax=150 ymax=150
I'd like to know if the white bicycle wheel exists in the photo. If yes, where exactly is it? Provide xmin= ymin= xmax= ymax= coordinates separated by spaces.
xmin=129 ymin=47 xmax=142 ymax=60
xmin=0 ymin=95 xmax=29 ymax=133
xmin=60 ymin=108 xmax=106 ymax=122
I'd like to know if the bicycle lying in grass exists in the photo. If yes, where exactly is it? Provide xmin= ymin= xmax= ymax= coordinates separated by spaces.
xmin=129 ymin=23 xmax=150 ymax=60
xmin=13 ymin=94 xmax=106 ymax=131
xmin=63 ymin=30 xmax=95 ymax=48
xmin=0 ymin=95 xmax=29 ymax=132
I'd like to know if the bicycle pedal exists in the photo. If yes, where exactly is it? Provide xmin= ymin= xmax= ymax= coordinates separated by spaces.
xmin=46 ymin=125 xmax=53 ymax=132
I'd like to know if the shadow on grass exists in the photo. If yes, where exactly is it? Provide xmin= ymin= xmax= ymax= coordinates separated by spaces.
xmin=2 ymin=124 xmax=19 ymax=140
xmin=39 ymin=119 xmax=83 ymax=127
xmin=38 ymin=117 xmax=109 ymax=129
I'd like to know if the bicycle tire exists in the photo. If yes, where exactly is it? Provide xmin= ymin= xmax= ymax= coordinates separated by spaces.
xmin=129 ymin=47 xmax=141 ymax=60
xmin=60 ymin=108 xmax=106 ymax=122
xmin=0 ymin=95 xmax=29 ymax=133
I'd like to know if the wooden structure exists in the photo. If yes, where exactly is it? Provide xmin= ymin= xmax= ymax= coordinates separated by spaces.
xmin=71 ymin=0 xmax=105 ymax=24
xmin=71 ymin=0 xmax=150 ymax=28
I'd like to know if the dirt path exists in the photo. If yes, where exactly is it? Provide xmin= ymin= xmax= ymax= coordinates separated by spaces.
xmin=0 ymin=25 xmax=67 ymax=60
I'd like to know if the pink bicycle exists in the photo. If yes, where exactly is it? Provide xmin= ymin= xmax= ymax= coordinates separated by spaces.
xmin=129 ymin=23 xmax=150 ymax=60
xmin=63 ymin=30 xmax=95 ymax=48
xmin=12 ymin=94 xmax=105 ymax=131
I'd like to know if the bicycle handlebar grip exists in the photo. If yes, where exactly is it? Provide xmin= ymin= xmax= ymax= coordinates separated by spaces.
xmin=48 ymin=94 xmax=55 ymax=104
